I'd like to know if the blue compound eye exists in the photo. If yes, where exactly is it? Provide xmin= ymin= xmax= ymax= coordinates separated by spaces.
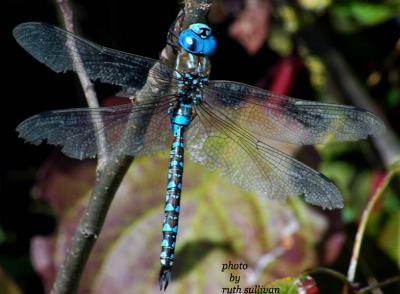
xmin=178 ymin=23 xmax=217 ymax=56
xmin=184 ymin=36 xmax=196 ymax=50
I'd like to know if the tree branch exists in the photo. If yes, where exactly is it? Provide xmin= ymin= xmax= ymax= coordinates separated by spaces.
xmin=52 ymin=156 xmax=132 ymax=294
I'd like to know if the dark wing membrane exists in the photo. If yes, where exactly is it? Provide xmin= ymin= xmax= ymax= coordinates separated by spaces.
xmin=204 ymin=81 xmax=385 ymax=145
xmin=13 ymin=22 xmax=175 ymax=94
xmin=186 ymin=102 xmax=343 ymax=209
xmin=16 ymin=98 xmax=174 ymax=159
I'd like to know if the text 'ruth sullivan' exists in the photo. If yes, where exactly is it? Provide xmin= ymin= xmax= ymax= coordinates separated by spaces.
xmin=221 ymin=261 xmax=280 ymax=293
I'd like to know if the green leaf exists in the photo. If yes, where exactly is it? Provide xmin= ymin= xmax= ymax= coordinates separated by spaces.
xmin=331 ymin=1 xmax=400 ymax=32
xmin=387 ymin=88 xmax=400 ymax=108
xmin=319 ymin=141 xmax=357 ymax=161
xmin=320 ymin=161 xmax=355 ymax=194
xmin=268 ymin=25 xmax=293 ymax=56
xmin=298 ymin=0 xmax=332 ymax=11
xmin=268 ymin=275 xmax=318 ymax=293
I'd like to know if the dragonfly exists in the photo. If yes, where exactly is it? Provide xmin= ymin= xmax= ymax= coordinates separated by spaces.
xmin=14 ymin=22 xmax=384 ymax=290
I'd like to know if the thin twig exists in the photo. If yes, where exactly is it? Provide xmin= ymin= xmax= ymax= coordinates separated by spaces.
xmin=55 ymin=0 xmax=108 ymax=169
xmin=347 ymin=167 xmax=399 ymax=282
xmin=56 ymin=0 xmax=99 ymax=109
xmin=304 ymin=267 xmax=354 ymax=287
xmin=357 ymin=274 xmax=400 ymax=294
xmin=303 ymin=265 xmax=400 ymax=293
xmin=51 ymin=1 xmax=213 ymax=293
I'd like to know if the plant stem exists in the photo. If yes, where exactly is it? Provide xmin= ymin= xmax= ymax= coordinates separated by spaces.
xmin=55 ymin=0 xmax=99 ymax=109
xmin=347 ymin=168 xmax=398 ymax=282
xmin=304 ymin=267 xmax=353 ymax=287
xmin=357 ymin=274 xmax=400 ymax=294
xmin=55 ymin=0 xmax=110 ymax=168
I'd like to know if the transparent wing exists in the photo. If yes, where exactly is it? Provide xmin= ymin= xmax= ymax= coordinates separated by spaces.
xmin=13 ymin=22 xmax=176 ymax=95
xmin=16 ymin=97 xmax=174 ymax=159
xmin=186 ymin=102 xmax=343 ymax=209
xmin=204 ymin=80 xmax=385 ymax=145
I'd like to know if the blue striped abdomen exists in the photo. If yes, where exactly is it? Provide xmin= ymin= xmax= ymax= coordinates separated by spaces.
xmin=159 ymin=103 xmax=192 ymax=287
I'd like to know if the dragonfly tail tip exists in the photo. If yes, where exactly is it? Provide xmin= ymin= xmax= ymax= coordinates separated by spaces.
xmin=159 ymin=266 xmax=172 ymax=291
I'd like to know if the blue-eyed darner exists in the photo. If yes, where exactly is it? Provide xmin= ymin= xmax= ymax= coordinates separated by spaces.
xmin=13 ymin=22 xmax=384 ymax=290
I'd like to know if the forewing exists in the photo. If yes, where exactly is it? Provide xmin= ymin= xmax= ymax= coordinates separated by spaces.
xmin=186 ymin=102 xmax=343 ymax=209
xmin=13 ymin=22 xmax=175 ymax=95
xmin=204 ymin=80 xmax=385 ymax=145
xmin=16 ymin=98 xmax=173 ymax=159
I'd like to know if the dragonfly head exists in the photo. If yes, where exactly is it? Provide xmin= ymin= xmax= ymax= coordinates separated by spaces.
xmin=178 ymin=23 xmax=217 ymax=56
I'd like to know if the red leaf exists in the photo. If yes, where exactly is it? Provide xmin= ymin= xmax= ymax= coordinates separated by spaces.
xmin=323 ymin=232 xmax=346 ymax=264
xmin=370 ymin=170 xmax=387 ymax=197
xmin=36 ymin=152 xmax=96 ymax=216
xmin=31 ymin=236 xmax=56 ymax=292
xmin=269 ymin=56 xmax=300 ymax=95
xmin=229 ymin=0 xmax=270 ymax=55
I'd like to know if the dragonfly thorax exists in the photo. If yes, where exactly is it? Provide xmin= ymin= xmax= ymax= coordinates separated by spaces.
xmin=176 ymin=72 xmax=207 ymax=102
xmin=175 ymin=51 xmax=210 ymax=105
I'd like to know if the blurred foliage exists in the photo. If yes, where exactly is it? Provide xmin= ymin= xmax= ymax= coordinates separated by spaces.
xmin=267 ymin=275 xmax=318 ymax=293
xmin=30 ymin=153 xmax=330 ymax=293
xmin=0 ymin=268 xmax=22 ymax=294
xmin=0 ymin=226 xmax=6 ymax=245
xmin=378 ymin=210 xmax=400 ymax=265
xmin=298 ymin=0 xmax=332 ymax=11
xmin=330 ymin=0 xmax=400 ymax=33
xmin=387 ymin=87 xmax=400 ymax=108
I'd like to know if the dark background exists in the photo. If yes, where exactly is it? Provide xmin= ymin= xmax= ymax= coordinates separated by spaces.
xmin=1 ymin=0 xmax=399 ymax=293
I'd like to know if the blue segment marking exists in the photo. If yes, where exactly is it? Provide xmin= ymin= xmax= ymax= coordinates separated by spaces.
xmin=173 ymin=115 xmax=190 ymax=126
xmin=170 ymin=160 xmax=184 ymax=168
xmin=172 ymin=142 xmax=184 ymax=148
xmin=163 ymin=224 xmax=173 ymax=232
xmin=165 ymin=203 xmax=175 ymax=212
